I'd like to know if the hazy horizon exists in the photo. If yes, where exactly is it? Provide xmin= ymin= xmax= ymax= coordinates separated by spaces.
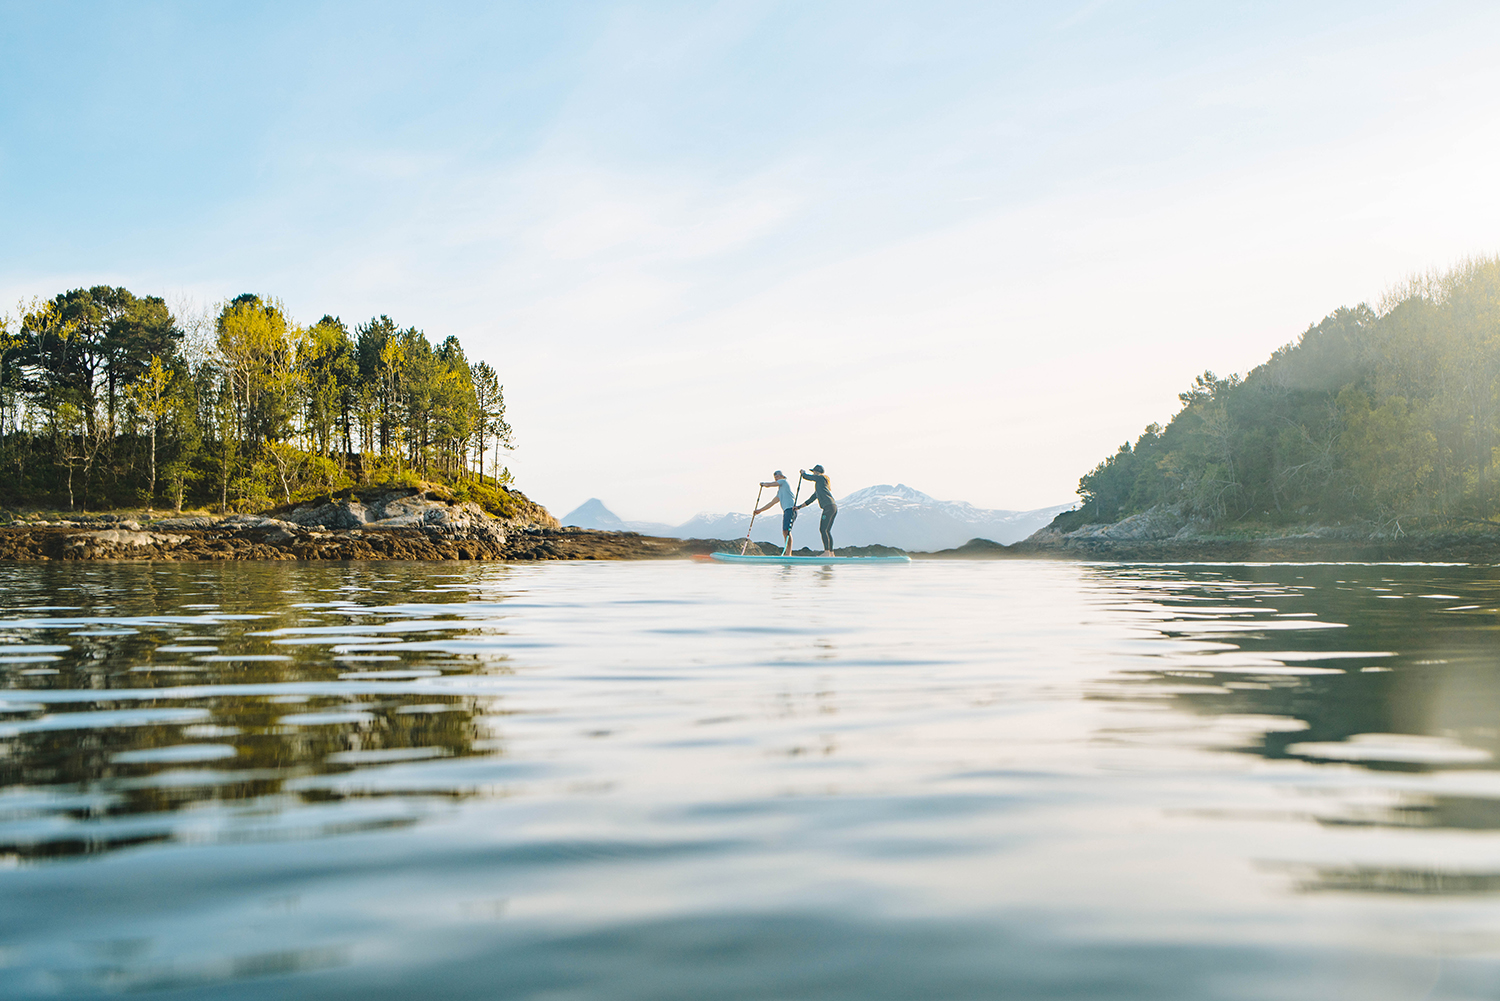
xmin=5 ymin=2 xmax=1500 ymax=522
xmin=562 ymin=483 xmax=1072 ymax=527
xmin=564 ymin=480 xmax=1080 ymax=522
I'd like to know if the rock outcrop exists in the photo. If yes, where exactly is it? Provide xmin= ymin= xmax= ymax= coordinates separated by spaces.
xmin=0 ymin=483 xmax=781 ymax=562
xmin=1010 ymin=504 xmax=1500 ymax=562
xmin=0 ymin=522 xmax=773 ymax=562
xmin=143 ymin=485 xmax=557 ymax=546
xmin=262 ymin=486 xmax=549 ymax=540
xmin=75 ymin=529 xmax=189 ymax=548
xmin=1021 ymin=504 xmax=1207 ymax=545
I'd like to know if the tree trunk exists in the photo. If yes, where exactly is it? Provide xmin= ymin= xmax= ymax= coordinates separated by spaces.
xmin=80 ymin=423 xmax=93 ymax=510
xmin=147 ymin=424 xmax=157 ymax=511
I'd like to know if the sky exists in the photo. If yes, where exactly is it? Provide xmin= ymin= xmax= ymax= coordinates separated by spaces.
xmin=4 ymin=1 xmax=1500 ymax=523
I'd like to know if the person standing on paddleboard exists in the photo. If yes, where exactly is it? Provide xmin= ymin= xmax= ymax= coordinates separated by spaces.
xmin=798 ymin=465 xmax=837 ymax=556
xmin=753 ymin=471 xmax=798 ymax=555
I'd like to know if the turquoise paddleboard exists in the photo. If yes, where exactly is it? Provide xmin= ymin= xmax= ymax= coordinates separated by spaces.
xmin=708 ymin=552 xmax=910 ymax=564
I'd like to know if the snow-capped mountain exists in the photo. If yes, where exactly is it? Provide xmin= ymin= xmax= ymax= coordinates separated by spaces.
xmin=560 ymin=485 xmax=1073 ymax=552
xmin=831 ymin=484 xmax=1072 ymax=550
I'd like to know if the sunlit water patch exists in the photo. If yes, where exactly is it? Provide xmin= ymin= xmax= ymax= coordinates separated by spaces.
xmin=2 ymin=559 xmax=1500 ymax=999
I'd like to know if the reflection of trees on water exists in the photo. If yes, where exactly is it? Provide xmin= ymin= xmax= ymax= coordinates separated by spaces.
xmin=1090 ymin=563 xmax=1500 ymax=894
xmin=1286 ymin=864 xmax=1500 ymax=895
xmin=1090 ymin=564 xmax=1500 ymax=764
xmin=0 ymin=562 xmax=511 ymax=860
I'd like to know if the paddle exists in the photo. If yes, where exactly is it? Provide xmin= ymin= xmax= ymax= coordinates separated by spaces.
xmin=740 ymin=484 xmax=764 ymax=555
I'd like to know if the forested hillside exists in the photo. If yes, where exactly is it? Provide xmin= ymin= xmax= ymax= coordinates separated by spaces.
xmin=1069 ymin=257 xmax=1500 ymax=532
xmin=0 ymin=288 xmax=513 ymax=512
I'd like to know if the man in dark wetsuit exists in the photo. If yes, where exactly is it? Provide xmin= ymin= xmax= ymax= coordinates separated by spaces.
xmin=797 ymin=465 xmax=836 ymax=556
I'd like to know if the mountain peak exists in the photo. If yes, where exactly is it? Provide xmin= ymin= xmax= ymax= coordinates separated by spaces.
xmin=560 ymin=498 xmax=626 ymax=531
xmin=841 ymin=483 xmax=937 ymax=507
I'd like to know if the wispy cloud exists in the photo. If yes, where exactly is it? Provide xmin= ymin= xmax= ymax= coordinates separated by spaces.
xmin=4 ymin=1 xmax=1500 ymax=520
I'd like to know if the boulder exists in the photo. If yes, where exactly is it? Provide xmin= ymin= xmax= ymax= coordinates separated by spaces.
xmin=1064 ymin=505 xmax=1185 ymax=541
xmin=153 ymin=515 xmax=221 ymax=529
xmin=220 ymin=514 xmax=303 ymax=545
xmin=274 ymin=488 xmax=507 ymax=543
xmin=279 ymin=498 xmax=369 ymax=530
xmin=75 ymin=529 xmax=189 ymax=548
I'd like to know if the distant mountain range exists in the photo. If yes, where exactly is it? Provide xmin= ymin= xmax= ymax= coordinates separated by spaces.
xmin=560 ymin=484 xmax=1073 ymax=552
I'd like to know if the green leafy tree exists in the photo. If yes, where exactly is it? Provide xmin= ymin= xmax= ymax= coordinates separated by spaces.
xmin=470 ymin=361 xmax=511 ymax=482
xmin=0 ymin=286 xmax=517 ymax=511
xmin=126 ymin=355 xmax=175 ymax=510
xmin=1067 ymin=256 xmax=1500 ymax=531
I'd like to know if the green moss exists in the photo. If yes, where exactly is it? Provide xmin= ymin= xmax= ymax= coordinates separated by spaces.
xmin=454 ymin=479 xmax=522 ymax=518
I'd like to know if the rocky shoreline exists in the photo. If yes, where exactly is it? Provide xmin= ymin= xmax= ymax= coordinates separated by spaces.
xmin=3 ymin=487 xmax=1497 ymax=563
xmin=5 ymin=520 xmax=1497 ymax=563
xmin=999 ymin=534 xmax=1500 ymax=562
xmin=0 ymin=486 xmax=753 ymax=562
xmin=990 ymin=503 xmax=1500 ymax=562
xmin=5 ymin=523 xmax=1496 ymax=562
xmin=0 ymin=523 xmax=761 ymax=562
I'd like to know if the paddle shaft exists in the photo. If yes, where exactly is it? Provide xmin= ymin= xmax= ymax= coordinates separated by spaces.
xmin=740 ymin=485 xmax=764 ymax=555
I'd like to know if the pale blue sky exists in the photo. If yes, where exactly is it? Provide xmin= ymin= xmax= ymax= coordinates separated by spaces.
xmin=5 ymin=2 xmax=1500 ymax=520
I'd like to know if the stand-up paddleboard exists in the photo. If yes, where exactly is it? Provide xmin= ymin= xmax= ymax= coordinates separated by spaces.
xmin=708 ymin=552 xmax=909 ymax=564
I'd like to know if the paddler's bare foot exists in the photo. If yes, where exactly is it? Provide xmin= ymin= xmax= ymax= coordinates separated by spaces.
xmin=824 ymin=550 xmax=835 ymax=557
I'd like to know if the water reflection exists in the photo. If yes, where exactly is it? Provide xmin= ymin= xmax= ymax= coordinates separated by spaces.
xmin=1087 ymin=564 xmax=1500 ymax=773
xmin=4 ymin=560 xmax=1500 ymax=998
xmin=0 ymin=563 xmax=503 ymax=860
xmin=1082 ymin=563 xmax=1500 ymax=908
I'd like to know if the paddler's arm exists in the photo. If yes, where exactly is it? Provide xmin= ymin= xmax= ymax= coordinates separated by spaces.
xmin=754 ymin=481 xmax=782 ymax=516
xmin=797 ymin=471 xmax=823 ymax=508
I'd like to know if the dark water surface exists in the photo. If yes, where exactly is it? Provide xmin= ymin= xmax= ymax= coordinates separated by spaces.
xmin=3 ymin=559 xmax=1500 ymax=999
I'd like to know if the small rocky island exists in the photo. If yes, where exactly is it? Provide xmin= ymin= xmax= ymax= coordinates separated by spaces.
xmin=0 ymin=485 xmax=754 ymax=562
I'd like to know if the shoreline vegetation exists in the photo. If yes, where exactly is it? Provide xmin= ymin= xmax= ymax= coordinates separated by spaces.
xmin=8 ymin=257 xmax=1500 ymax=564
xmin=0 ymin=288 xmax=514 ymax=515
xmin=995 ymin=255 xmax=1500 ymax=563
xmin=1055 ymin=257 xmax=1500 ymax=540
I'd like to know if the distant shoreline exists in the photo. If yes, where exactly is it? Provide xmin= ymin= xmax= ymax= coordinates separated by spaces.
xmin=0 ymin=523 xmax=734 ymax=562
xmin=2 ymin=521 xmax=1496 ymax=563
xmin=935 ymin=533 xmax=1500 ymax=563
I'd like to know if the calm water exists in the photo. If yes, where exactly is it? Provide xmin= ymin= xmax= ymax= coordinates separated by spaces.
xmin=2 ymin=559 xmax=1500 ymax=999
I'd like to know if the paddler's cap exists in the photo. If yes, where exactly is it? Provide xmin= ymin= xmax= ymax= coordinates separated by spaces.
xmin=773 ymin=470 xmax=784 ymax=478
xmin=811 ymin=464 xmax=824 ymax=473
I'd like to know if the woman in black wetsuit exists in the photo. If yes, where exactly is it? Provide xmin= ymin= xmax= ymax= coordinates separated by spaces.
xmin=797 ymin=465 xmax=836 ymax=556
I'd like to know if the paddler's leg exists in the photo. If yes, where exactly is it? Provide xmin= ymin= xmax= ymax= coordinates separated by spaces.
xmin=820 ymin=506 xmax=836 ymax=556
xmin=782 ymin=506 xmax=797 ymax=556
